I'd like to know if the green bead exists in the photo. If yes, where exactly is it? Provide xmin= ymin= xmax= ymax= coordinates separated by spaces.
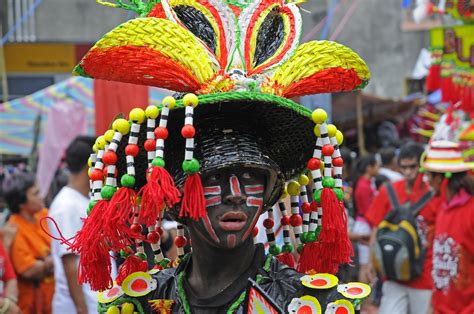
xmin=160 ymin=258 xmax=170 ymax=268
xmin=314 ymin=189 xmax=322 ymax=203
xmin=120 ymin=174 xmax=135 ymax=188
xmin=152 ymin=157 xmax=165 ymax=167
xmin=182 ymin=158 xmax=200 ymax=174
xmin=269 ymin=244 xmax=281 ymax=256
xmin=419 ymin=167 xmax=425 ymax=173
xmin=322 ymin=177 xmax=335 ymax=188
xmin=87 ymin=200 xmax=97 ymax=215
xmin=300 ymin=232 xmax=308 ymax=244
xmin=297 ymin=243 xmax=304 ymax=253
xmin=101 ymin=185 xmax=116 ymax=200
xmin=136 ymin=253 xmax=147 ymax=260
xmin=282 ymin=243 xmax=293 ymax=253
xmin=120 ymin=249 xmax=130 ymax=258
xmin=315 ymin=226 xmax=322 ymax=238
xmin=306 ymin=231 xmax=317 ymax=243
xmin=334 ymin=187 xmax=344 ymax=201
xmin=445 ymin=172 xmax=452 ymax=178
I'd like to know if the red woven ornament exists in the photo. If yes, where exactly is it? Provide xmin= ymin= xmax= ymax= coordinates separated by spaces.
xmin=139 ymin=166 xmax=181 ymax=226
xmin=115 ymin=255 xmax=148 ymax=286
xmin=180 ymin=173 xmax=207 ymax=220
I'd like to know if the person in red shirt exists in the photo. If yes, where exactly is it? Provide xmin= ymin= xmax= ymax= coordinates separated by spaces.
xmin=365 ymin=142 xmax=437 ymax=314
xmin=352 ymin=154 xmax=379 ymax=283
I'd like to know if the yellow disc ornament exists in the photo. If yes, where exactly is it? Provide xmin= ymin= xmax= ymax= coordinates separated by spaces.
xmin=337 ymin=282 xmax=371 ymax=299
xmin=121 ymin=271 xmax=157 ymax=297
xmin=311 ymin=108 xmax=327 ymax=124
xmin=301 ymin=273 xmax=339 ymax=289
xmin=287 ymin=295 xmax=322 ymax=314
xmin=326 ymin=299 xmax=355 ymax=314
xmin=145 ymin=105 xmax=159 ymax=119
xmin=162 ymin=96 xmax=176 ymax=109
xmin=98 ymin=285 xmax=124 ymax=304
xmin=287 ymin=181 xmax=301 ymax=196
xmin=183 ymin=93 xmax=199 ymax=107
xmin=112 ymin=118 xmax=131 ymax=135
xmin=129 ymin=108 xmax=146 ymax=124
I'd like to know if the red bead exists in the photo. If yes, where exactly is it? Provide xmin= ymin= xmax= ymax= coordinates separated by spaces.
xmin=290 ymin=214 xmax=303 ymax=227
xmin=174 ymin=236 xmax=187 ymax=248
xmin=322 ymin=145 xmax=335 ymax=156
xmin=333 ymin=157 xmax=344 ymax=167
xmin=263 ymin=218 xmax=274 ymax=229
xmin=252 ymin=227 xmax=259 ymax=237
xmin=125 ymin=144 xmax=139 ymax=157
xmin=102 ymin=150 xmax=117 ymax=165
xmin=302 ymin=202 xmax=311 ymax=214
xmin=181 ymin=125 xmax=196 ymax=138
xmin=103 ymin=166 xmax=118 ymax=177
xmin=130 ymin=223 xmax=142 ymax=236
xmin=147 ymin=231 xmax=160 ymax=244
xmin=280 ymin=215 xmax=290 ymax=226
xmin=154 ymin=127 xmax=168 ymax=140
xmin=310 ymin=201 xmax=318 ymax=211
xmin=144 ymin=139 xmax=156 ymax=152
xmin=157 ymin=227 xmax=163 ymax=236
xmin=307 ymin=158 xmax=321 ymax=170
xmin=90 ymin=169 xmax=103 ymax=181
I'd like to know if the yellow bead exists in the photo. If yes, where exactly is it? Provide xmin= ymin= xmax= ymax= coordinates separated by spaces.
xmin=311 ymin=108 xmax=327 ymax=124
xmin=336 ymin=130 xmax=344 ymax=145
xmin=145 ymin=105 xmax=159 ymax=119
xmin=129 ymin=108 xmax=146 ymax=124
xmin=88 ymin=168 xmax=92 ymax=178
xmin=298 ymin=174 xmax=309 ymax=186
xmin=121 ymin=303 xmax=134 ymax=314
xmin=280 ymin=186 xmax=288 ymax=200
xmin=112 ymin=118 xmax=131 ymax=135
xmin=104 ymin=129 xmax=115 ymax=143
xmin=88 ymin=158 xmax=93 ymax=168
xmin=287 ymin=181 xmax=300 ymax=196
xmin=327 ymin=124 xmax=337 ymax=137
xmin=183 ymin=93 xmax=199 ymax=107
xmin=320 ymin=161 xmax=325 ymax=172
xmin=313 ymin=125 xmax=321 ymax=137
xmin=162 ymin=96 xmax=176 ymax=109
xmin=106 ymin=306 xmax=120 ymax=314
xmin=95 ymin=136 xmax=106 ymax=150
xmin=92 ymin=144 xmax=98 ymax=153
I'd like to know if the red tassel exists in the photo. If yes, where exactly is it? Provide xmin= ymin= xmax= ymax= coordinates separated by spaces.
xmin=298 ymin=242 xmax=339 ymax=274
xmin=115 ymin=255 xmax=148 ymax=286
xmin=103 ymin=187 xmax=138 ymax=251
xmin=426 ymin=64 xmax=441 ymax=92
xmin=69 ymin=200 xmax=113 ymax=291
xmin=138 ymin=166 xmax=181 ymax=226
xmin=277 ymin=252 xmax=296 ymax=268
xmin=180 ymin=173 xmax=206 ymax=220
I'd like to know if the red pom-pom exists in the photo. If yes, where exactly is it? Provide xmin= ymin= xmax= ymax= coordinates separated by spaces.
xmin=333 ymin=157 xmax=343 ymax=167
xmin=322 ymin=145 xmax=335 ymax=156
xmin=157 ymin=227 xmax=163 ymax=236
xmin=154 ymin=127 xmax=168 ymax=140
xmin=252 ymin=227 xmax=259 ymax=237
xmin=90 ymin=169 xmax=103 ymax=181
xmin=102 ymin=151 xmax=118 ymax=165
xmin=115 ymin=255 xmax=148 ymax=286
xmin=263 ymin=218 xmax=274 ymax=229
xmin=125 ymin=144 xmax=139 ymax=157
xmin=290 ymin=214 xmax=302 ymax=227
xmin=130 ymin=223 xmax=142 ymax=236
xmin=175 ymin=236 xmax=187 ymax=248
xmin=302 ymin=202 xmax=311 ymax=214
xmin=144 ymin=139 xmax=156 ymax=152
xmin=280 ymin=215 xmax=290 ymax=226
xmin=181 ymin=125 xmax=196 ymax=138
xmin=307 ymin=158 xmax=321 ymax=170
xmin=147 ymin=231 xmax=160 ymax=244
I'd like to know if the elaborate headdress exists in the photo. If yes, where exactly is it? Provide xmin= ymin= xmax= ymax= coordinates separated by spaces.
xmin=68 ymin=0 xmax=370 ymax=295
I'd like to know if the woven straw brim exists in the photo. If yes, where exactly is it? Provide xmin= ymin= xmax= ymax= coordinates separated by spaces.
xmin=115 ymin=92 xmax=315 ymax=202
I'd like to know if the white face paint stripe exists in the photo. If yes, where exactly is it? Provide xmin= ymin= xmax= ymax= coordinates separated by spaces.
xmin=204 ymin=185 xmax=221 ymax=196
xmin=242 ymin=196 xmax=264 ymax=241
xmin=230 ymin=175 xmax=242 ymax=196
xmin=243 ymin=184 xmax=264 ymax=195
xmin=201 ymin=215 xmax=220 ymax=243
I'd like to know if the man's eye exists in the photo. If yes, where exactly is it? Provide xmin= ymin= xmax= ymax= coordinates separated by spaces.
xmin=242 ymin=172 xmax=252 ymax=179
xmin=208 ymin=174 xmax=220 ymax=182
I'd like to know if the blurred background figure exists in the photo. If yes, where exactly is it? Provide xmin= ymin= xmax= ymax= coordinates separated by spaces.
xmin=3 ymin=172 xmax=54 ymax=314
xmin=0 ymin=223 xmax=20 ymax=314
xmin=378 ymin=147 xmax=403 ymax=182
xmin=48 ymin=136 xmax=100 ymax=314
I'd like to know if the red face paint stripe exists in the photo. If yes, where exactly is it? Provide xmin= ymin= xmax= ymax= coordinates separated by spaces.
xmin=201 ymin=215 xmax=220 ymax=243
xmin=205 ymin=196 xmax=222 ymax=207
xmin=242 ymin=196 xmax=264 ymax=241
xmin=204 ymin=185 xmax=221 ymax=195
xmin=244 ymin=184 xmax=264 ymax=195
xmin=227 ymin=234 xmax=236 ymax=249
xmin=230 ymin=175 xmax=242 ymax=196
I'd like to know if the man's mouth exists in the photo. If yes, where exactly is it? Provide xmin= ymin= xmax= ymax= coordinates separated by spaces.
xmin=218 ymin=211 xmax=248 ymax=231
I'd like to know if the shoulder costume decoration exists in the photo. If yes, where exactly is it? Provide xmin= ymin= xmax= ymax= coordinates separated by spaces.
xmin=58 ymin=0 xmax=372 ymax=312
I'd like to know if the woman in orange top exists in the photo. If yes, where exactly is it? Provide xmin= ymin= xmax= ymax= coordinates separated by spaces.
xmin=3 ymin=172 xmax=54 ymax=314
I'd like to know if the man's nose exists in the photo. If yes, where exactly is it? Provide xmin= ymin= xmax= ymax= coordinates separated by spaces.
xmin=223 ymin=194 xmax=247 ymax=205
